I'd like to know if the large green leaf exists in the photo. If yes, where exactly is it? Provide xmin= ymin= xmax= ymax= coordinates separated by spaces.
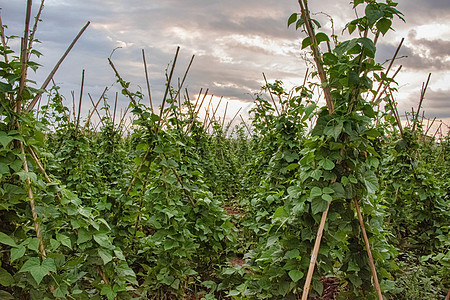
xmin=311 ymin=198 xmax=328 ymax=214
xmin=0 ymin=232 xmax=17 ymax=247
xmin=0 ymin=267 xmax=14 ymax=287
xmin=288 ymin=270 xmax=304 ymax=282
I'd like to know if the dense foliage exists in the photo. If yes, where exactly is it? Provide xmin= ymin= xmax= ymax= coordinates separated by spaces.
xmin=1 ymin=0 xmax=448 ymax=299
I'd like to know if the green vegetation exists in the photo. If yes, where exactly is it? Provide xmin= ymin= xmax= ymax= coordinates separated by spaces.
xmin=0 ymin=0 xmax=448 ymax=299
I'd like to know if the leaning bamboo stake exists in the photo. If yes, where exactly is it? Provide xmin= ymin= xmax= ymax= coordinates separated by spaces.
xmin=239 ymin=114 xmax=252 ymax=136
xmin=108 ymin=58 xmax=137 ymax=106
xmin=374 ymin=65 xmax=402 ymax=105
xmin=88 ymin=94 xmax=105 ymax=128
xmin=298 ymin=0 xmax=334 ymax=113
xmin=0 ymin=14 xmax=9 ymax=63
xmin=354 ymin=198 xmax=383 ymax=299
xmin=142 ymin=49 xmax=153 ymax=111
xmin=221 ymin=101 xmax=229 ymax=129
xmin=26 ymin=21 xmax=90 ymax=112
xmin=82 ymin=87 xmax=108 ymax=132
xmin=412 ymin=73 xmax=431 ymax=132
xmin=372 ymin=38 xmax=404 ymax=103
xmin=27 ymin=0 xmax=45 ymax=59
xmin=302 ymin=202 xmax=330 ymax=300
xmin=186 ymin=89 xmax=209 ymax=132
xmin=20 ymin=141 xmax=47 ymax=259
xmin=17 ymin=0 xmax=33 ymax=108
xmin=262 ymin=72 xmax=280 ymax=116
xmin=157 ymin=46 xmax=180 ymax=133
xmin=225 ymin=107 xmax=242 ymax=135
xmin=29 ymin=147 xmax=62 ymax=203
xmin=113 ymin=92 xmax=118 ymax=127
xmin=75 ymin=69 xmax=85 ymax=136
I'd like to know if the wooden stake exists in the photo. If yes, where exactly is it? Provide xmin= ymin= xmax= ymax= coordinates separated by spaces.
xmin=75 ymin=69 xmax=85 ymax=136
xmin=26 ymin=21 xmax=90 ymax=112
xmin=157 ymin=46 xmax=180 ymax=133
xmin=354 ymin=197 xmax=383 ymax=299
xmin=82 ymin=87 xmax=107 ymax=132
xmin=301 ymin=202 xmax=330 ymax=300
xmin=20 ymin=141 xmax=47 ymax=259
xmin=262 ymin=72 xmax=280 ymax=116
xmin=412 ymin=73 xmax=431 ymax=132
xmin=142 ymin=49 xmax=153 ymax=110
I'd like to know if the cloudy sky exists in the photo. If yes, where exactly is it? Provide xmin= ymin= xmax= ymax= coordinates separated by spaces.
xmin=1 ymin=0 xmax=449 ymax=134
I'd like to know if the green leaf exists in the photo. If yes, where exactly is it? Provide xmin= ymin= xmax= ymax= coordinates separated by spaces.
xmin=376 ymin=18 xmax=392 ymax=35
xmin=288 ymin=13 xmax=298 ymax=27
xmin=296 ymin=18 xmax=305 ymax=29
xmin=357 ymin=37 xmax=376 ymax=57
xmin=348 ymin=71 xmax=360 ymax=87
xmin=28 ymin=238 xmax=40 ymax=253
xmin=323 ymin=52 xmax=338 ymax=65
xmin=98 ymin=249 xmax=113 ymax=265
xmin=10 ymin=246 xmax=26 ymax=263
xmin=163 ymin=239 xmax=179 ymax=250
xmin=273 ymin=206 xmax=288 ymax=220
xmin=93 ymin=232 xmax=113 ymax=249
xmin=310 ymin=187 xmax=322 ymax=198
xmin=335 ymin=39 xmax=358 ymax=56
xmin=19 ymin=257 xmax=54 ymax=284
xmin=56 ymin=233 xmax=72 ymax=250
xmin=311 ymin=197 xmax=328 ymax=214
xmin=101 ymin=285 xmax=116 ymax=300
xmin=0 ymin=232 xmax=17 ymax=247
xmin=364 ymin=170 xmax=379 ymax=194
xmin=319 ymin=158 xmax=335 ymax=170
xmin=302 ymin=37 xmax=311 ymax=49
xmin=0 ymin=267 xmax=14 ymax=287
xmin=0 ymin=82 xmax=12 ymax=93
xmin=321 ymin=194 xmax=332 ymax=202
xmin=365 ymin=4 xmax=384 ymax=26
xmin=353 ymin=0 xmax=364 ymax=8
xmin=324 ymin=121 xmax=343 ymax=141
xmin=315 ymin=32 xmax=330 ymax=44
xmin=285 ymin=249 xmax=300 ymax=259
xmin=77 ymin=228 xmax=92 ymax=244
xmin=288 ymin=270 xmax=304 ymax=282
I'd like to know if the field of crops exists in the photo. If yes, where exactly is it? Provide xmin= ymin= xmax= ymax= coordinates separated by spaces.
xmin=0 ymin=0 xmax=449 ymax=299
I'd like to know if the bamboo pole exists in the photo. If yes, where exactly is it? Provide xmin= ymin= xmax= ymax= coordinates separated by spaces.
xmin=108 ymin=58 xmax=137 ymax=106
xmin=82 ymin=87 xmax=107 ymax=132
xmin=262 ymin=72 xmax=280 ymax=116
xmin=20 ymin=141 xmax=47 ymax=259
xmin=372 ymin=38 xmax=404 ymax=103
xmin=74 ymin=69 xmax=85 ymax=136
xmin=157 ymin=46 xmax=180 ymax=133
xmin=17 ymin=0 xmax=33 ymax=108
xmin=142 ymin=49 xmax=153 ymax=111
xmin=412 ymin=73 xmax=431 ymax=132
xmin=354 ymin=198 xmax=383 ymax=299
xmin=26 ymin=21 xmax=90 ymax=112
